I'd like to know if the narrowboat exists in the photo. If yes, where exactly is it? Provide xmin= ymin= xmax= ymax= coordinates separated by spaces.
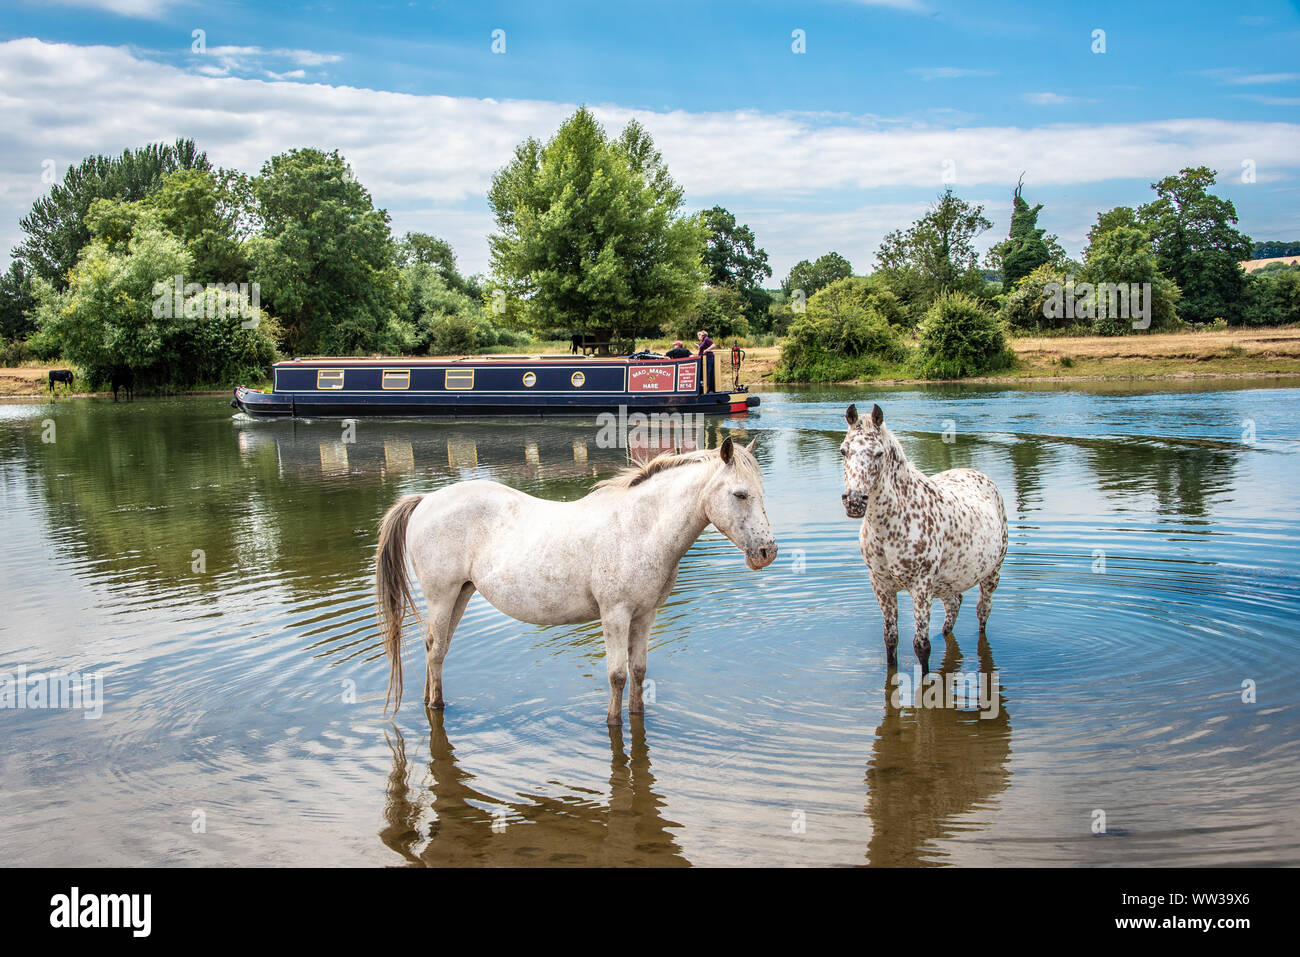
xmin=232 ymin=351 xmax=759 ymax=418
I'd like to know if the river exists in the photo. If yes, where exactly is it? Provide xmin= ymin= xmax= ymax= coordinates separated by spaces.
xmin=2 ymin=379 xmax=1298 ymax=865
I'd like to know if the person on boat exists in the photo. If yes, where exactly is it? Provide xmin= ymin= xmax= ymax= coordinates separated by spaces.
xmin=665 ymin=340 xmax=691 ymax=359
xmin=696 ymin=330 xmax=716 ymax=355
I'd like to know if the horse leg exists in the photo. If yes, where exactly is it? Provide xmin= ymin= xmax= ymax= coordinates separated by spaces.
xmin=910 ymin=583 xmax=935 ymax=674
xmin=423 ymin=582 xmax=475 ymax=710
xmin=627 ymin=611 xmax=654 ymax=715
xmin=873 ymin=584 xmax=900 ymax=668
xmin=601 ymin=608 xmax=632 ymax=726
xmin=941 ymin=593 xmax=962 ymax=636
xmin=977 ymin=570 xmax=1000 ymax=635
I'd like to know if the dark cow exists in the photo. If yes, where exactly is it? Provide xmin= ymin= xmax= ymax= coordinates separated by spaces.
xmin=48 ymin=369 xmax=74 ymax=394
xmin=111 ymin=367 xmax=135 ymax=402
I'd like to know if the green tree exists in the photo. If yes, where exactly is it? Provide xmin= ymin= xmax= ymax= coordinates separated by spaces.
xmin=1081 ymin=224 xmax=1181 ymax=334
xmin=36 ymin=208 xmax=277 ymax=387
xmin=1137 ymin=167 xmax=1252 ymax=324
xmin=1087 ymin=206 xmax=1140 ymax=249
xmin=16 ymin=139 xmax=210 ymax=289
xmin=875 ymin=189 xmax=992 ymax=321
xmin=247 ymin=148 xmax=401 ymax=355
xmin=145 ymin=168 xmax=251 ymax=284
xmin=663 ymin=284 xmax=749 ymax=341
xmin=1243 ymin=268 xmax=1300 ymax=326
xmin=488 ymin=108 xmax=705 ymax=344
xmin=1252 ymin=241 xmax=1300 ymax=259
xmin=397 ymin=232 xmax=466 ymax=288
xmin=1000 ymin=263 xmax=1073 ymax=332
xmin=782 ymin=252 xmax=852 ymax=300
xmin=701 ymin=206 xmax=773 ymax=330
xmin=993 ymin=177 xmax=1052 ymax=291
xmin=0 ymin=262 xmax=38 ymax=341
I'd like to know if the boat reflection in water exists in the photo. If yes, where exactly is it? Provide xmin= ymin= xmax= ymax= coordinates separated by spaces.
xmin=865 ymin=635 xmax=1012 ymax=866
xmin=233 ymin=415 xmax=740 ymax=486
xmin=380 ymin=713 xmax=687 ymax=866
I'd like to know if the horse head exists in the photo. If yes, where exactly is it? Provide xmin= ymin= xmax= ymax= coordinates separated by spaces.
xmin=841 ymin=403 xmax=891 ymax=518
xmin=703 ymin=436 xmax=778 ymax=570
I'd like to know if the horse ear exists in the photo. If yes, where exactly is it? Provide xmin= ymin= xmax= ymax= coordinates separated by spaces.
xmin=871 ymin=404 xmax=884 ymax=429
xmin=745 ymin=437 xmax=757 ymax=452
xmin=720 ymin=436 xmax=734 ymax=464
xmin=845 ymin=404 xmax=858 ymax=426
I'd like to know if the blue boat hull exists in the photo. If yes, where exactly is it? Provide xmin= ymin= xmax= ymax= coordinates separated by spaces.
xmin=232 ymin=354 xmax=758 ymax=419
xmin=232 ymin=387 xmax=758 ymax=418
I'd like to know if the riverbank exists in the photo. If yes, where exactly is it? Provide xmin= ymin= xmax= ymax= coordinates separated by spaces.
xmin=744 ymin=326 xmax=1300 ymax=384
xmin=6 ymin=327 xmax=1300 ymax=395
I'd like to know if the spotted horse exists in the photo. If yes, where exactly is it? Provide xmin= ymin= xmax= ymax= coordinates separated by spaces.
xmin=839 ymin=403 xmax=1007 ymax=673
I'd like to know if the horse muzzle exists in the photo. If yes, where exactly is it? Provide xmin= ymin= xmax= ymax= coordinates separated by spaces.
xmin=746 ymin=543 xmax=778 ymax=570
xmin=842 ymin=491 xmax=867 ymax=519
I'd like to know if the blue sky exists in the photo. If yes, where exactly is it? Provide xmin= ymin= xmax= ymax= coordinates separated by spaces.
xmin=2 ymin=0 xmax=1298 ymax=278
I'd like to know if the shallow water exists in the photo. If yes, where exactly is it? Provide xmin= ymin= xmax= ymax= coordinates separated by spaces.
xmin=1 ymin=381 xmax=1298 ymax=866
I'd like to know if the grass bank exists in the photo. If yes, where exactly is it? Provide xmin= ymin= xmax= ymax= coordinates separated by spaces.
xmin=6 ymin=327 xmax=1300 ymax=396
xmin=747 ymin=326 xmax=1300 ymax=385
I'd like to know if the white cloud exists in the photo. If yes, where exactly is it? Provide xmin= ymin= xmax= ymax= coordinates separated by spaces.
xmin=909 ymin=67 xmax=997 ymax=81
xmin=2 ymin=38 xmax=1298 ymax=277
xmin=190 ymin=45 xmax=342 ymax=78
xmin=1227 ymin=72 xmax=1300 ymax=85
xmin=1021 ymin=92 xmax=1092 ymax=105
xmin=1234 ymin=95 xmax=1300 ymax=106
xmin=45 ymin=0 xmax=180 ymax=19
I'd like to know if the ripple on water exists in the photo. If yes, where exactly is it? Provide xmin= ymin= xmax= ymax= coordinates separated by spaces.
xmin=2 ymin=392 xmax=1299 ymax=865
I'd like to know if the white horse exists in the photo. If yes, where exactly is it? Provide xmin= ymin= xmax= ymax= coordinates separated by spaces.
xmin=840 ymin=403 xmax=1007 ymax=673
xmin=376 ymin=437 xmax=777 ymax=725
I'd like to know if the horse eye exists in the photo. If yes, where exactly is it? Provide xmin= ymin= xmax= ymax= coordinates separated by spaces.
xmin=873 ymin=448 xmax=884 ymax=458
xmin=733 ymin=490 xmax=749 ymax=500
xmin=839 ymin=447 xmax=847 ymax=457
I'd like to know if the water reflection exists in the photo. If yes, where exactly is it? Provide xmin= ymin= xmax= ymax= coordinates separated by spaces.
xmin=2 ymin=389 xmax=1298 ymax=867
xmin=1078 ymin=435 xmax=1238 ymax=518
xmin=865 ymin=635 xmax=1011 ymax=867
xmin=381 ymin=713 xmax=687 ymax=866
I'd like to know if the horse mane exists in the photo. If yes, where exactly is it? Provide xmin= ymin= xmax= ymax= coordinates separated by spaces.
xmin=596 ymin=444 xmax=760 ymax=490
xmin=881 ymin=424 xmax=908 ymax=467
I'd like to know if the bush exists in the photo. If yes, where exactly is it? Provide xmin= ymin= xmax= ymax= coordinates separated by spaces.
xmin=775 ymin=277 xmax=909 ymax=382
xmin=423 ymin=311 xmax=480 ymax=355
xmin=914 ymin=291 xmax=1013 ymax=379
xmin=1001 ymin=264 xmax=1071 ymax=332
xmin=1243 ymin=269 xmax=1300 ymax=327
xmin=0 ymin=337 xmax=30 ymax=366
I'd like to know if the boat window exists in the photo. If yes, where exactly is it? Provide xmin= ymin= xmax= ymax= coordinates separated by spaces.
xmin=522 ymin=371 xmax=537 ymax=388
xmin=317 ymin=369 xmax=345 ymax=390
xmin=571 ymin=371 xmax=586 ymax=388
xmin=382 ymin=369 xmax=411 ymax=390
xmin=445 ymin=369 xmax=475 ymax=391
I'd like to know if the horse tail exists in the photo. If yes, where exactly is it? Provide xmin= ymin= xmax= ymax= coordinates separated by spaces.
xmin=376 ymin=494 xmax=424 ymax=714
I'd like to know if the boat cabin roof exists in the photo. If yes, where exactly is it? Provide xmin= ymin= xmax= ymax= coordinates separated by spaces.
xmin=273 ymin=354 xmax=697 ymax=366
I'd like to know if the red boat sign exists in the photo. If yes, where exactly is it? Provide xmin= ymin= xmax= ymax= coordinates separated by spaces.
xmin=629 ymin=364 xmax=675 ymax=392
xmin=676 ymin=362 xmax=697 ymax=392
